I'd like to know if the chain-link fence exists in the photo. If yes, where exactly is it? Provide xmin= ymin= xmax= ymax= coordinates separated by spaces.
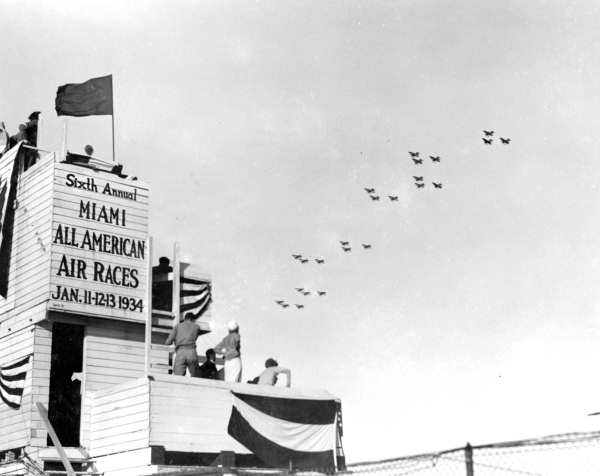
xmin=345 ymin=431 xmax=600 ymax=476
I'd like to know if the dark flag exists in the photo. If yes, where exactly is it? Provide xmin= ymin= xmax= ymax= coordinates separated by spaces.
xmin=55 ymin=75 xmax=113 ymax=117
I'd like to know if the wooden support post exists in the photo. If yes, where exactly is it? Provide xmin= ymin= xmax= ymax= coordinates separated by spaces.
xmin=172 ymin=242 xmax=180 ymax=322
xmin=111 ymin=75 xmax=116 ymax=162
xmin=35 ymin=402 xmax=76 ymax=476
xmin=465 ymin=442 xmax=474 ymax=476
xmin=144 ymin=236 xmax=154 ymax=377
xmin=61 ymin=119 xmax=68 ymax=160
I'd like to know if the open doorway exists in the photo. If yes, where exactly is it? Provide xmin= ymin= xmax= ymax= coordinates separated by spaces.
xmin=47 ymin=322 xmax=84 ymax=447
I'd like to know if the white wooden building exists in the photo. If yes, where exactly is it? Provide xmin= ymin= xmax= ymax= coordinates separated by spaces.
xmin=0 ymin=143 xmax=344 ymax=476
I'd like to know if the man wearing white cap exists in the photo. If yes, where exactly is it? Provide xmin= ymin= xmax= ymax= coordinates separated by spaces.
xmin=215 ymin=320 xmax=242 ymax=382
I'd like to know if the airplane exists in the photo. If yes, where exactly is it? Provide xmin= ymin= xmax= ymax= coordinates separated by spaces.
xmin=412 ymin=158 xmax=423 ymax=165
xmin=364 ymin=187 xmax=375 ymax=194
xmin=315 ymin=259 xmax=325 ymax=264
xmin=370 ymin=195 xmax=380 ymax=201
xmin=483 ymin=130 xmax=494 ymax=136
xmin=413 ymin=176 xmax=423 ymax=181
xmin=409 ymin=151 xmax=420 ymax=157
xmin=430 ymin=156 xmax=440 ymax=162
xmin=432 ymin=182 xmax=442 ymax=189
xmin=342 ymin=247 xmax=351 ymax=252
xmin=317 ymin=291 xmax=327 ymax=296
xmin=389 ymin=196 xmax=398 ymax=201
xmin=415 ymin=183 xmax=425 ymax=188
xmin=500 ymin=137 xmax=511 ymax=144
xmin=482 ymin=138 xmax=492 ymax=145
xmin=362 ymin=244 xmax=372 ymax=249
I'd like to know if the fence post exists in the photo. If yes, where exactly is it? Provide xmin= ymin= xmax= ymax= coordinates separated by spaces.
xmin=465 ymin=442 xmax=474 ymax=476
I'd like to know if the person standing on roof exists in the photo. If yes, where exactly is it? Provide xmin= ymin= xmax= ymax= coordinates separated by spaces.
xmin=165 ymin=312 xmax=201 ymax=377
xmin=215 ymin=320 xmax=242 ymax=382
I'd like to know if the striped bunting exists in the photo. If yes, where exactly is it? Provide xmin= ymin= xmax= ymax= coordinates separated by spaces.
xmin=180 ymin=276 xmax=212 ymax=319
xmin=228 ymin=391 xmax=337 ymax=471
xmin=0 ymin=354 xmax=30 ymax=409
xmin=0 ymin=143 xmax=23 ymax=298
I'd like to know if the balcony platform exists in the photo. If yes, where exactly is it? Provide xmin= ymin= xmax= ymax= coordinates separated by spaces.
xmin=83 ymin=374 xmax=339 ymax=476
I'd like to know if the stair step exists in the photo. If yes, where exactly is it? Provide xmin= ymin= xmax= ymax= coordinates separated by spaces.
xmin=38 ymin=446 xmax=90 ymax=463
xmin=45 ymin=473 xmax=102 ymax=476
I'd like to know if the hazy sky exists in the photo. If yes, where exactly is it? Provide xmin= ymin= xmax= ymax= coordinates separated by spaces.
xmin=3 ymin=0 xmax=600 ymax=462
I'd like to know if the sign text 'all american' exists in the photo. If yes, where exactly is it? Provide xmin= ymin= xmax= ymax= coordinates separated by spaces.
xmin=53 ymin=224 xmax=145 ymax=259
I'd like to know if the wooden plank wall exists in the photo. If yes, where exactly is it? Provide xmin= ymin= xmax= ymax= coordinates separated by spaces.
xmin=92 ymin=447 xmax=154 ymax=476
xmin=80 ymin=320 xmax=169 ymax=450
xmin=87 ymin=378 xmax=150 ymax=458
xmin=28 ymin=321 xmax=52 ymax=449
xmin=48 ymin=163 xmax=149 ymax=321
xmin=148 ymin=374 xmax=337 ymax=454
xmin=0 ymin=461 xmax=26 ymax=475
xmin=84 ymin=321 xmax=169 ymax=392
xmin=0 ymin=149 xmax=54 ymax=321
xmin=0 ymin=321 xmax=51 ymax=452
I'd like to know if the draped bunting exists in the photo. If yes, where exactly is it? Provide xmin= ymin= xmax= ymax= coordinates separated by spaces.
xmin=0 ymin=354 xmax=30 ymax=409
xmin=228 ymin=391 xmax=337 ymax=470
xmin=0 ymin=143 xmax=23 ymax=298
xmin=180 ymin=275 xmax=212 ymax=319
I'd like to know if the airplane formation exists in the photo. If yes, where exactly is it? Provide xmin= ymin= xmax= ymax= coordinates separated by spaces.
xmin=409 ymin=151 xmax=442 ymax=189
xmin=275 ymin=127 xmax=510 ymax=310
xmin=482 ymin=130 xmax=511 ymax=145
xmin=275 ymin=239 xmax=373 ymax=309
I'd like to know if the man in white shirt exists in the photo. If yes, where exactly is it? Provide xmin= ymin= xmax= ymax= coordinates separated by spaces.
xmin=258 ymin=358 xmax=291 ymax=387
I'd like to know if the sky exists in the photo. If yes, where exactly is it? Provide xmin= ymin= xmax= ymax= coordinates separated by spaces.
xmin=3 ymin=0 xmax=600 ymax=463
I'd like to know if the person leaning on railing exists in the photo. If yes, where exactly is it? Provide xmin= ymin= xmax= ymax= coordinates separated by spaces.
xmin=215 ymin=320 xmax=242 ymax=382
xmin=258 ymin=358 xmax=291 ymax=387
xmin=165 ymin=312 xmax=201 ymax=377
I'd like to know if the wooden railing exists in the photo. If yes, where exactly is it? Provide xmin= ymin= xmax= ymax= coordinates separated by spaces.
xmin=83 ymin=374 xmax=337 ymax=459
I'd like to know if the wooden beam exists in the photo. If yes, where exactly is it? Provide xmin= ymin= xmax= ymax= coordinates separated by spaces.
xmin=172 ymin=242 xmax=181 ymax=323
xmin=35 ymin=402 xmax=76 ymax=476
xmin=144 ymin=236 xmax=154 ymax=377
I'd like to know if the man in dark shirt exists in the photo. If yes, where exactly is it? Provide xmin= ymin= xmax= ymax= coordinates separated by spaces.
xmin=165 ymin=313 xmax=200 ymax=377
xmin=198 ymin=348 xmax=218 ymax=380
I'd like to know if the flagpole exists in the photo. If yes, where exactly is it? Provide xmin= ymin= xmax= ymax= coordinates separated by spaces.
xmin=173 ymin=242 xmax=181 ymax=323
xmin=144 ymin=236 xmax=153 ymax=377
xmin=61 ymin=119 xmax=68 ymax=160
xmin=36 ymin=113 xmax=42 ymax=150
xmin=111 ymin=75 xmax=115 ymax=162
xmin=111 ymin=114 xmax=115 ymax=162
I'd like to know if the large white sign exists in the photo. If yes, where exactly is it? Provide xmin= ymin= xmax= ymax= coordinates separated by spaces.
xmin=48 ymin=164 xmax=149 ymax=321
